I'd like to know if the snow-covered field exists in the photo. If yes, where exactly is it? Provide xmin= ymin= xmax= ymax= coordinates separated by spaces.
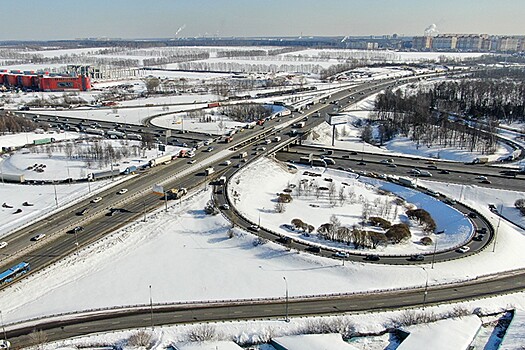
xmin=229 ymin=158 xmax=473 ymax=254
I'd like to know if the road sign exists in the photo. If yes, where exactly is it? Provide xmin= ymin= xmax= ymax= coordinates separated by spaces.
xmin=152 ymin=184 xmax=164 ymax=196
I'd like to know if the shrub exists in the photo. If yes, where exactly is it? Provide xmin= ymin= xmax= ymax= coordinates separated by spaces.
xmin=369 ymin=217 xmax=392 ymax=229
xmin=278 ymin=193 xmax=293 ymax=203
xmin=515 ymin=198 xmax=525 ymax=216
xmin=128 ymin=330 xmax=152 ymax=348
xmin=187 ymin=324 xmax=217 ymax=342
xmin=406 ymin=208 xmax=436 ymax=232
xmin=420 ymin=236 xmax=433 ymax=246
xmin=385 ymin=224 xmax=411 ymax=244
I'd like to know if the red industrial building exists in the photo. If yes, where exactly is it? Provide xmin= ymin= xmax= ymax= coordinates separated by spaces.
xmin=0 ymin=70 xmax=91 ymax=91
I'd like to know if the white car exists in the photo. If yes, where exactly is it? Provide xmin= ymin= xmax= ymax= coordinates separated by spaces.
xmin=117 ymin=188 xmax=128 ymax=195
xmin=222 ymin=204 xmax=230 ymax=210
xmin=475 ymin=175 xmax=488 ymax=181
xmin=0 ymin=242 xmax=7 ymax=249
xmin=457 ymin=246 xmax=470 ymax=253
xmin=334 ymin=251 xmax=349 ymax=258
xmin=91 ymin=196 xmax=103 ymax=203
xmin=31 ymin=233 xmax=46 ymax=241
xmin=249 ymin=224 xmax=260 ymax=232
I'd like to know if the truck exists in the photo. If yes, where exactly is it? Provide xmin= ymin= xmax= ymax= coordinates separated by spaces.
xmin=207 ymin=102 xmax=221 ymax=108
xmin=166 ymin=187 xmax=187 ymax=200
xmin=239 ymin=151 xmax=248 ymax=158
xmin=126 ymin=133 xmax=142 ymax=141
xmin=472 ymin=157 xmax=489 ymax=164
xmin=149 ymin=154 xmax=174 ymax=167
xmin=222 ymin=136 xmax=233 ymax=143
xmin=279 ymin=109 xmax=291 ymax=117
xmin=273 ymin=136 xmax=282 ymax=142
xmin=398 ymin=177 xmax=417 ymax=188
xmin=88 ymin=169 xmax=120 ymax=181
xmin=122 ymin=165 xmax=138 ymax=175
xmin=33 ymin=138 xmax=55 ymax=145
xmin=293 ymin=122 xmax=306 ymax=128
xmin=204 ymin=167 xmax=215 ymax=176
xmin=0 ymin=173 xmax=25 ymax=183
xmin=84 ymin=128 xmax=105 ymax=136
xmin=179 ymin=149 xmax=195 ymax=158
xmin=107 ymin=130 xmax=126 ymax=139
xmin=218 ymin=176 xmax=227 ymax=185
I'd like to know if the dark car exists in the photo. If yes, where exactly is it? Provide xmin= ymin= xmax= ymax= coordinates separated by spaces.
xmin=439 ymin=170 xmax=450 ymax=174
xmin=409 ymin=254 xmax=425 ymax=261
xmin=468 ymin=212 xmax=477 ymax=218
xmin=473 ymin=235 xmax=484 ymax=241
xmin=77 ymin=208 xmax=90 ymax=216
xmin=307 ymin=246 xmax=321 ymax=253
xmin=364 ymin=254 xmax=380 ymax=261
xmin=69 ymin=226 xmax=84 ymax=234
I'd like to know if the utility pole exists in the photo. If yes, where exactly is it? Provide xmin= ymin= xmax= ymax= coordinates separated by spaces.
xmin=149 ymin=285 xmax=154 ymax=330
xmin=431 ymin=237 xmax=438 ymax=269
xmin=283 ymin=277 xmax=289 ymax=322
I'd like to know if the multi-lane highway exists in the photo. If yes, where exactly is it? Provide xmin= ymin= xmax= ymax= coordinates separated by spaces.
xmin=6 ymin=267 xmax=525 ymax=348
xmin=4 ymin=68 xmax=524 ymax=347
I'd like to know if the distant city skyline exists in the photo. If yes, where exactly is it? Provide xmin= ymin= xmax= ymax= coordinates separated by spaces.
xmin=1 ymin=0 xmax=524 ymax=41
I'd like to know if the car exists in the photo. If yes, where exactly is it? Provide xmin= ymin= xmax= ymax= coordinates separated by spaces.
xmin=387 ymin=164 xmax=397 ymax=168
xmin=281 ymin=224 xmax=296 ymax=232
xmin=206 ymin=146 xmax=214 ymax=152
xmin=188 ymin=160 xmax=196 ymax=164
xmin=334 ymin=251 xmax=349 ymax=258
xmin=350 ymin=151 xmax=358 ymax=155
xmin=439 ymin=170 xmax=450 ymax=174
xmin=427 ymin=165 xmax=438 ymax=170
xmin=480 ymin=179 xmax=491 ymax=184
xmin=364 ymin=254 xmax=380 ymax=261
xmin=457 ymin=246 xmax=470 ymax=253
xmin=221 ymin=204 xmax=230 ymax=210
xmin=77 ymin=208 xmax=90 ymax=216
xmin=409 ymin=168 xmax=421 ymax=175
xmin=0 ymin=242 xmax=7 ymax=249
xmin=468 ymin=212 xmax=477 ymax=218
xmin=409 ymin=254 xmax=425 ymax=261
xmin=91 ymin=196 xmax=103 ymax=203
xmin=473 ymin=235 xmax=484 ymax=241
xmin=475 ymin=175 xmax=488 ymax=181
xmin=488 ymin=204 xmax=498 ymax=212
xmin=357 ymin=161 xmax=366 ymax=166
xmin=117 ymin=188 xmax=128 ymax=195
xmin=342 ymin=154 xmax=350 ymax=159
xmin=249 ymin=224 xmax=260 ymax=232
xmin=307 ymin=246 xmax=321 ymax=253
xmin=70 ymin=226 xmax=84 ymax=233
xmin=31 ymin=233 xmax=46 ymax=241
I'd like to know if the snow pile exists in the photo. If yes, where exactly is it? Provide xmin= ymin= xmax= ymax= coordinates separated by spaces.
xmin=272 ymin=333 xmax=359 ymax=350
xmin=398 ymin=315 xmax=482 ymax=350
xmin=174 ymin=341 xmax=243 ymax=350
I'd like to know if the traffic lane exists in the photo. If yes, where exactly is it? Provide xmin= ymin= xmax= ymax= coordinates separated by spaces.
xmin=275 ymin=151 xmax=525 ymax=191
xmin=9 ymin=267 xmax=525 ymax=348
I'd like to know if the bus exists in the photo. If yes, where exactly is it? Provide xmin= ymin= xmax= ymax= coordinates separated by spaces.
xmin=0 ymin=262 xmax=30 ymax=284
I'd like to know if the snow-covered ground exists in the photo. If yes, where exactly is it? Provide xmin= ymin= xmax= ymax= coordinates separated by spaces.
xmin=229 ymin=158 xmax=473 ymax=254
xmin=2 ymin=156 xmax=525 ymax=326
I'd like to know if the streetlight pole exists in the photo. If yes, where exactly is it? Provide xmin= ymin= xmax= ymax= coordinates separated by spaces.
xmin=431 ymin=237 xmax=438 ymax=269
xmin=149 ymin=285 xmax=154 ymax=330
xmin=53 ymin=182 xmax=58 ymax=208
xmin=421 ymin=267 xmax=429 ymax=309
xmin=493 ymin=202 xmax=503 ymax=253
xmin=283 ymin=277 xmax=289 ymax=322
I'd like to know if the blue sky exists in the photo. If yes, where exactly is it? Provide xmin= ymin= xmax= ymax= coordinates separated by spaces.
xmin=1 ymin=0 xmax=523 ymax=40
